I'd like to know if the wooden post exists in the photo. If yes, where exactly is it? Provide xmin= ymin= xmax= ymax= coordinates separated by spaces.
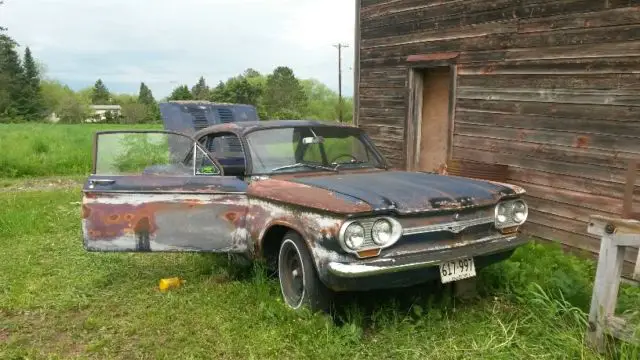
xmin=586 ymin=215 xmax=640 ymax=352
xmin=586 ymin=233 xmax=625 ymax=352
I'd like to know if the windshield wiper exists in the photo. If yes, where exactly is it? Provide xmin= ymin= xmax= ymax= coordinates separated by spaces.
xmin=270 ymin=162 xmax=337 ymax=173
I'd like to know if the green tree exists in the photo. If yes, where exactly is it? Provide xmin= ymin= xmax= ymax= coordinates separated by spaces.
xmin=211 ymin=76 xmax=263 ymax=107
xmin=191 ymin=76 xmax=209 ymax=100
xmin=0 ymin=29 xmax=25 ymax=119
xmin=121 ymin=102 xmax=151 ymax=124
xmin=0 ymin=72 xmax=10 ymax=119
xmin=300 ymin=79 xmax=339 ymax=120
xmin=168 ymin=85 xmax=193 ymax=101
xmin=91 ymin=79 xmax=111 ymax=104
xmin=41 ymin=79 xmax=74 ymax=116
xmin=243 ymin=68 xmax=261 ymax=78
xmin=111 ymin=93 xmax=137 ymax=106
xmin=138 ymin=82 xmax=155 ymax=105
xmin=22 ymin=47 xmax=44 ymax=119
xmin=138 ymin=82 xmax=160 ymax=122
xmin=57 ymin=94 xmax=91 ymax=123
xmin=209 ymin=81 xmax=227 ymax=102
xmin=263 ymin=66 xmax=307 ymax=119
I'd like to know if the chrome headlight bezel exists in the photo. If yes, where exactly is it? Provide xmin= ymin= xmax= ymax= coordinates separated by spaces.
xmin=494 ymin=199 xmax=528 ymax=229
xmin=338 ymin=217 xmax=403 ymax=256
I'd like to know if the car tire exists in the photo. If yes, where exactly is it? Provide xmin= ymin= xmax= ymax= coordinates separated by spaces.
xmin=277 ymin=230 xmax=331 ymax=312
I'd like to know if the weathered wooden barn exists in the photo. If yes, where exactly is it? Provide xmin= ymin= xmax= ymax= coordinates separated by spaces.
xmin=353 ymin=0 xmax=640 ymax=274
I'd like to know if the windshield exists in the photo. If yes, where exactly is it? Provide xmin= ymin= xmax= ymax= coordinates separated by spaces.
xmin=245 ymin=126 xmax=384 ymax=174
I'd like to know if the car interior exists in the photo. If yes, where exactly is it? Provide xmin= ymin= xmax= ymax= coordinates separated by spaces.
xmin=199 ymin=133 xmax=247 ymax=179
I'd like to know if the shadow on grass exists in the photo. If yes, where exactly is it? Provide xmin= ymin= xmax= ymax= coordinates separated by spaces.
xmin=329 ymin=279 xmax=458 ymax=327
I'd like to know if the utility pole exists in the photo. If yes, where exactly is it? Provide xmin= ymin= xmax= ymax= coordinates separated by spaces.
xmin=333 ymin=43 xmax=349 ymax=123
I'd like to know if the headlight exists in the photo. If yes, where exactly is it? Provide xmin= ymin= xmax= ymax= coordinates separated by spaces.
xmin=496 ymin=203 xmax=508 ymax=224
xmin=338 ymin=217 xmax=403 ymax=257
xmin=343 ymin=222 xmax=365 ymax=249
xmin=494 ymin=199 xmax=528 ymax=228
xmin=512 ymin=200 xmax=528 ymax=224
xmin=372 ymin=219 xmax=392 ymax=245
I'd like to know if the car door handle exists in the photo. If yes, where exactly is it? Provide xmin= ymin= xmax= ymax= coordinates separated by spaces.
xmin=89 ymin=179 xmax=116 ymax=187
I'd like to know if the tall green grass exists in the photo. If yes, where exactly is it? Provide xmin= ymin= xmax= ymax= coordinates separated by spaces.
xmin=0 ymin=123 xmax=160 ymax=178
xmin=0 ymin=188 xmax=638 ymax=359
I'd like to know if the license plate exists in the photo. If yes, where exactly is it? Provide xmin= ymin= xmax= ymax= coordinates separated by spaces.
xmin=439 ymin=257 xmax=476 ymax=284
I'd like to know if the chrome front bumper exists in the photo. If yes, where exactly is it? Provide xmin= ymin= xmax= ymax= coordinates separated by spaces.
xmin=326 ymin=233 xmax=527 ymax=279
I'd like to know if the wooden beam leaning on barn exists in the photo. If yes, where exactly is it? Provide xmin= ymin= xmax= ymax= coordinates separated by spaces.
xmin=586 ymin=215 xmax=640 ymax=353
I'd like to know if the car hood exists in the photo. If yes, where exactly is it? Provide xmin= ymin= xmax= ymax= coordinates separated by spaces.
xmin=289 ymin=171 xmax=523 ymax=215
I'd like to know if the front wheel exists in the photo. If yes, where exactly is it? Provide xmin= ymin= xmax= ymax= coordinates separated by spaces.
xmin=278 ymin=231 xmax=331 ymax=312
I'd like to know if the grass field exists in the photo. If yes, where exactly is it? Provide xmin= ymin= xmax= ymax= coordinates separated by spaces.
xmin=1 ymin=124 xmax=639 ymax=359
xmin=0 ymin=124 xmax=160 ymax=178
xmin=0 ymin=185 xmax=639 ymax=359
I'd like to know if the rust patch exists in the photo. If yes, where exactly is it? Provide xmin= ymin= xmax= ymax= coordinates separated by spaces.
xmin=82 ymin=205 xmax=91 ymax=219
xmin=185 ymin=199 xmax=204 ymax=207
xmin=248 ymin=178 xmax=372 ymax=214
xmin=84 ymin=202 xmax=165 ymax=240
xmin=320 ymin=222 xmax=341 ymax=239
xmin=480 ymin=64 xmax=496 ymax=75
xmin=517 ymin=130 xmax=528 ymax=141
xmin=83 ymin=196 xmax=242 ymax=241
xmin=575 ymin=136 xmax=590 ymax=149
xmin=225 ymin=212 xmax=238 ymax=223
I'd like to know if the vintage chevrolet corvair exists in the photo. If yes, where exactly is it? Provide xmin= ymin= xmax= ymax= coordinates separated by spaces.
xmin=82 ymin=120 xmax=528 ymax=311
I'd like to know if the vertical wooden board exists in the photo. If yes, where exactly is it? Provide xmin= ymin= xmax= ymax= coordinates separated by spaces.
xmin=587 ymin=233 xmax=625 ymax=352
xmin=406 ymin=68 xmax=420 ymax=171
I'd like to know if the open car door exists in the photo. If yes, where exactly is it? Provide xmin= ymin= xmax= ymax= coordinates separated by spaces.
xmin=82 ymin=130 xmax=249 ymax=253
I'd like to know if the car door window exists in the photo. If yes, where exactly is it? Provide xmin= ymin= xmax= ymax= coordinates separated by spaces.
xmin=94 ymin=131 xmax=221 ymax=176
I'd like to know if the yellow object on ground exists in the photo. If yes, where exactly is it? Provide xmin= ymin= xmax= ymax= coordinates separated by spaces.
xmin=159 ymin=277 xmax=185 ymax=292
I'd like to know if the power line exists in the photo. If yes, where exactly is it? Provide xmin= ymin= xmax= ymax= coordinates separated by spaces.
xmin=333 ymin=43 xmax=349 ymax=123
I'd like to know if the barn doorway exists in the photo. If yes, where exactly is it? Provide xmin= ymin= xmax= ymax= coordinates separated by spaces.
xmin=407 ymin=66 xmax=455 ymax=173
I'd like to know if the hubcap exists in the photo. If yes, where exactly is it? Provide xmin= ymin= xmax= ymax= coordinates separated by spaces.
xmin=279 ymin=240 xmax=305 ymax=308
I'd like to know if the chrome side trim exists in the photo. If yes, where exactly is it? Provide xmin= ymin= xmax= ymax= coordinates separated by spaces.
xmin=402 ymin=216 xmax=494 ymax=235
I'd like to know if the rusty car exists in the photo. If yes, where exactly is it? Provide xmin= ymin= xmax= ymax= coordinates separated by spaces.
xmin=81 ymin=120 xmax=529 ymax=311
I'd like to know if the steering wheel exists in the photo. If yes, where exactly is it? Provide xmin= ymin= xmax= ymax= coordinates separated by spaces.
xmin=330 ymin=154 xmax=358 ymax=164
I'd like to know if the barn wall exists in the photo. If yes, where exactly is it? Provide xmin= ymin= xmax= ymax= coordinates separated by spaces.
xmin=357 ymin=0 xmax=640 ymax=267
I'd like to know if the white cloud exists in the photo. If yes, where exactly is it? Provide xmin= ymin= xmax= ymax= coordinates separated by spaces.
xmin=2 ymin=0 xmax=356 ymax=98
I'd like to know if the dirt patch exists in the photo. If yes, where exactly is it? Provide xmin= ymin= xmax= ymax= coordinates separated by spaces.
xmin=0 ymin=177 xmax=84 ymax=193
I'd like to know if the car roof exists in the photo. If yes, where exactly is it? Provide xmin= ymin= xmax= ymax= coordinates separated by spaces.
xmin=192 ymin=119 xmax=359 ymax=138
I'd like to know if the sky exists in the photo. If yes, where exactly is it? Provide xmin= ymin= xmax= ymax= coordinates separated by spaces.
xmin=2 ymin=0 xmax=356 ymax=99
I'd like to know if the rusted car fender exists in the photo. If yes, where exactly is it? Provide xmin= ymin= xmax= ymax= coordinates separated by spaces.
xmin=246 ymin=178 xmax=367 ymax=272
